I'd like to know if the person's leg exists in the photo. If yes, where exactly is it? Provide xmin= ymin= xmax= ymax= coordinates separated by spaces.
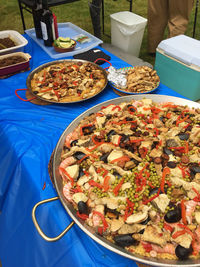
xmin=147 ymin=0 xmax=168 ymax=53
xmin=168 ymin=0 xmax=194 ymax=37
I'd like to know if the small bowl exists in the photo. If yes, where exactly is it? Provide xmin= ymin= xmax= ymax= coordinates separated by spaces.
xmin=53 ymin=40 xmax=76 ymax=53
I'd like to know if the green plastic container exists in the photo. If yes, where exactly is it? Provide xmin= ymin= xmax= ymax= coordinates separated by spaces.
xmin=155 ymin=35 xmax=200 ymax=101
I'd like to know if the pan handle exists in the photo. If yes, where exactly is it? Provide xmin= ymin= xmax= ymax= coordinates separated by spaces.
xmin=94 ymin=58 xmax=112 ymax=69
xmin=32 ymin=196 xmax=75 ymax=242
xmin=15 ymin=88 xmax=36 ymax=102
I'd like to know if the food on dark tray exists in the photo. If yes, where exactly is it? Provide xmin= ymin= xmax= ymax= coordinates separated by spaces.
xmin=0 ymin=55 xmax=26 ymax=68
xmin=31 ymin=61 xmax=107 ymax=103
xmin=108 ymin=66 xmax=160 ymax=94
xmin=59 ymin=98 xmax=200 ymax=261
xmin=0 ymin=37 xmax=16 ymax=50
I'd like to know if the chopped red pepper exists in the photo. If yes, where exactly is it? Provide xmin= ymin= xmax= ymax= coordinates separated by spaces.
xmin=40 ymin=88 xmax=52 ymax=93
xmin=130 ymin=139 xmax=145 ymax=143
xmin=181 ymin=200 xmax=187 ymax=225
xmin=166 ymin=113 xmax=172 ymax=119
xmin=93 ymin=211 xmax=108 ymax=231
xmin=98 ymin=226 xmax=103 ymax=235
xmin=101 ymin=104 xmax=114 ymax=110
xmin=88 ymin=180 xmax=103 ymax=189
xmin=124 ymin=198 xmax=135 ymax=221
xmin=59 ymin=167 xmax=74 ymax=186
xmin=172 ymin=229 xmax=186 ymax=239
xmin=72 ymin=81 xmax=78 ymax=86
xmin=77 ymin=211 xmax=89 ymax=220
xmin=160 ymin=167 xmax=170 ymax=192
xmin=113 ymin=178 xmax=125 ymax=196
xmin=178 ymin=165 xmax=186 ymax=178
xmin=176 ymin=115 xmax=189 ymax=126
xmin=85 ymin=142 xmax=104 ymax=152
xmin=192 ymin=187 xmax=200 ymax=202
xmin=111 ymin=105 xmax=121 ymax=111
xmin=103 ymin=175 xmax=110 ymax=191
xmin=164 ymin=223 xmax=173 ymax=232
xmin=110 ymin=155 xmax=130 ymax=164
xmin=53 ymin=89 xmax=60 ymax=99
xmin=141 ymin=242 xmax=152 ymax=252
xmin=185 ymin=141 xmax=189 ymax=153
xmin=77 ymin=154 xmax=89 ymax=164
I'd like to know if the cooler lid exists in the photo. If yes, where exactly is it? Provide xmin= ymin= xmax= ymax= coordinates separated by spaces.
xmin=157 ymin=35 xmax=200 ymax=67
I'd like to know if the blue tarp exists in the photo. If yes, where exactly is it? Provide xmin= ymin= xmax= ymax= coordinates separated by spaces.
xmin=0 ymin=34 xmax=186 ymax=267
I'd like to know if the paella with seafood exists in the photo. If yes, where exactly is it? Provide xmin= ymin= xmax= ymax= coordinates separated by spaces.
xmin=30 ymin=60 xmax=107 ymax=103
xmin=59 ymin=98 xmax=200 ymax=261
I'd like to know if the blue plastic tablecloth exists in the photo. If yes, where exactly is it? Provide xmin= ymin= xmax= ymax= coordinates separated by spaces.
xmin=0 ymin=34 xmax=186 ymax=267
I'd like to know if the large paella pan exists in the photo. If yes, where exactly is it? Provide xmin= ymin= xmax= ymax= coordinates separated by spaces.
xmin=32 ymin=94 xmax=200 ymax=267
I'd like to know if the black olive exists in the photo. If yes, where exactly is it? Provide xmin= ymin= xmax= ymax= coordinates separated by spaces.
xmin=114 ymin=234 xmax=138 ymax=248
xmin=113 ymin=171 xmax=122 ymax=180
xmin=126 ymin=117 xmax=133 ymax=121
xmin=151 ymin=141 xmax=159 ymax=149
xmin=71 ymin=139 xmax=78 ymax=147
xmin=120 ymin=134 xmax=129 ymax=144
xmin=107 ymin=129 xmax=117 ymax=138
xmin=177 ymin=133 xmax=189 ymax=140
xmin=164 ymin=206 xmax=181 ymax=223
xmin=167 ymin=161 xmax=177 ymax=168
xmin=163 ymin=147 xmax=173 ymax=155
xmin=159 ymin=116 xmax=164 ymax=122
xmin=82 ymin=125 xmax=96 ymax=136
xmin=100 ymin=152 xmax=110 ymax=163
xmin=76 ymin=167 xmax=85 ymax=181
xmin=33 ymin=90 xmax=38 ymax=94
xmin=127 ymin=105 xmax=137 ymax=113
xmin=106 ymin=114 xmax=112 ymax=120
xmin=166 ymin=139 xmax=178 ymax=147
xmin=175 ymin=245 xmax=192 ymax=260
xmin=105 ymin=206 xmax=120 ymax=217
xmin=141 ymin=216 xmax=150 ymax=225
xmin=73 ymin=151 xmax=87 ymax=161
xmin=78 ymin=201 xmax=89 ymax=215
xmin=190 ymin=164 xmax=200 ymax=174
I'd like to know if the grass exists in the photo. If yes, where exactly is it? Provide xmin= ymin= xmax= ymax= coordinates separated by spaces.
xmin=0 ymin=0 xmax=200 ymax=66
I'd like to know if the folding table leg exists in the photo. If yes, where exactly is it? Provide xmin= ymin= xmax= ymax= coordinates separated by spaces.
xmin=17 ymin=0 xmax=26 ymax=31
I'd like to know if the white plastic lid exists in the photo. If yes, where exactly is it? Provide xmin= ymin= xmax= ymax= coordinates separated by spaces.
xmin=157 ymin=35 xmax=200 ymax=67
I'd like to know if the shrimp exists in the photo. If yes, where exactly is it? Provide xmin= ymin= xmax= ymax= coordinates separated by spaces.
xmin=63 ymin=182 xmax=73 ymax=202
xmin=185 ymin=200 xmax=200 ymax=224
xmin=65 ymin=130 xmax=79 ymax=148
xmin=92 ymin=214 xmax=101 ymax=227
xmin=151 ymin=243 xmax=175 ymax=255
xmin=60 ymin=156 xmax=76 ymax=169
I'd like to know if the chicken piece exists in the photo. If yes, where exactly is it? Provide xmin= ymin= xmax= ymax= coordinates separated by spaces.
xmin=96 ymin=116 xmax=106 ymax=128
xmin=189 ymin=126 xmax=200 ymax=144
xmin=126 ymin=206 xmax=149 ymax=224
xmin=154 ymin=163 xmax=162 ymax=177
xmin=141 ymin=225 xmax=170 ymax=247
xmin=110 ymin=217 xmax=124 ymax=232
xmin=152 ymin=194 xmax=170 ymax=213
xmin=149 ymin=148 xmax=162 ymax=158
xmin=107 ymin=149 xmax=124 ymax=163
xmin=72 ymin=192 xmax=88 ymax=204
xmin=195 ymin=211 xmax=200 ymax=224
xmin=118 ymin=223 xmax=146 ymax=235
xmin=173 ymin=233 xmax=192 ymax=249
